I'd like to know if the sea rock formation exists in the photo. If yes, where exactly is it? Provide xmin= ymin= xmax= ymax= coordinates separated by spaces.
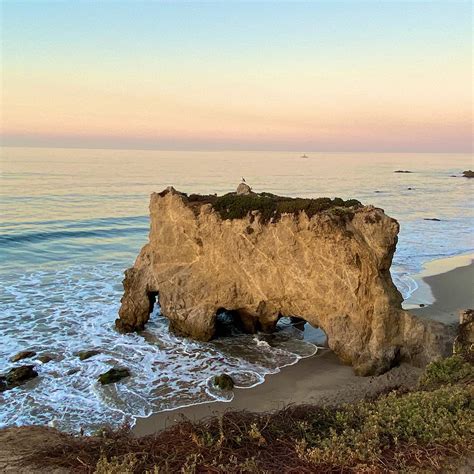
xmin=453 ymin=309 xmax=473 ymax=362
xmin=117 ymin=187 xmax=451 ymax=375
xmin=462 ymin=170 xmax=474 ymax=178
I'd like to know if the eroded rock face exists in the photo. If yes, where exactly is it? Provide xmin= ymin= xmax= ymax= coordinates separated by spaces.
xmin=454 ymin=309 xmax=473 ymax=362
xmin=117 ymin=187 xmax=450 ymax=375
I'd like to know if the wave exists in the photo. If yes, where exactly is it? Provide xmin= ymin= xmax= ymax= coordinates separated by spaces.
xmin=0 ymin=215 xmax=148 ymax=229
xmin=0 ymin=226 xmax=149 ymax=246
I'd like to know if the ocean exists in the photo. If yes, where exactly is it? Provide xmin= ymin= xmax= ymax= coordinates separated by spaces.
xmin=1 ymin=147 xmax=473 ymax=432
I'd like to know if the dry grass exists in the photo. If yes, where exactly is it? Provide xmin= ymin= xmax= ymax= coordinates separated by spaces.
xmin=10 ymin=356 xmax=474 ymax=473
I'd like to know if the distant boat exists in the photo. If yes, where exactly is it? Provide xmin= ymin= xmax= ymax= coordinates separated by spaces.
xmin=301 ymin=154 xmax=309 ymax=159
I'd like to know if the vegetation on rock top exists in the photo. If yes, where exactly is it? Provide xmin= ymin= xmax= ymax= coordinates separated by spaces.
xmin=188 ymin=192 xmax=362 ymax=222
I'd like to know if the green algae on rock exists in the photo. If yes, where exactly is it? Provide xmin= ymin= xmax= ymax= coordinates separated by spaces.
xmin=213 ymin=374 xmax=235 ymax=390
xmin=98 ymin=368 xmax=130 ymax=385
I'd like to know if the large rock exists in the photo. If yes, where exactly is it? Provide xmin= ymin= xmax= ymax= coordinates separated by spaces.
xmin=453 ymin=309 xmax=473 ymax=362
xmin=116 ymin=187 xmax=451 ymax=375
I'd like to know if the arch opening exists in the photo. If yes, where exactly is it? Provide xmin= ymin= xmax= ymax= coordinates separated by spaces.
xmin=276 ymin=316 xmax=328 ymax=347
xmin=147 ymin=290 xmax=159 ymax=317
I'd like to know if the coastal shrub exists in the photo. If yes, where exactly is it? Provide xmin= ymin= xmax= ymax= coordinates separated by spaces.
xmin=419 ymin=355 xmax=474 ymax=389
xmin=210 ymin=192 xmax=362 ymax=222
xmin=14 ymin=356 xmax=473 ymax=473
xmin=94 ymin=453 xmax=137 ymax=474
xmin=298 ymin=385 xmax=473 ymax=468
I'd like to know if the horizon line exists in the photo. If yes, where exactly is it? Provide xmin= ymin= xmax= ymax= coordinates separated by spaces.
xmin=1 ymin=143 xmax=472 ymax=155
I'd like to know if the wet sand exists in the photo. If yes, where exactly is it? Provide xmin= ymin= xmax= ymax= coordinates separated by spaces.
xmin=409 ymin=254 xmax=473 ymax=324
xmin=134 ymin=257 xmax=473 ymax=437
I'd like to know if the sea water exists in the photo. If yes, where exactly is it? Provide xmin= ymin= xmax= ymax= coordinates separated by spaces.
xmin=0 ymin=147 xmax=473 ymax=432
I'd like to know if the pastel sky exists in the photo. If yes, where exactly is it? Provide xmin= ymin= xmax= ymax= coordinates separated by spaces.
xmin=1 ymin=1 xmax=472 ymax=152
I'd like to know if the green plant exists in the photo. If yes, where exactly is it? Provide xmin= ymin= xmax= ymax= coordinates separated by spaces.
xmin=419 ymin=355 xmax=474 ymax=389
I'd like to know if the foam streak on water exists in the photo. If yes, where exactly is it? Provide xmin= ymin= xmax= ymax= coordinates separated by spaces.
xmin=0 ymin=148 xmax=473 ymax=432
xmin=0 ymin=263 xmax=318 ymax=432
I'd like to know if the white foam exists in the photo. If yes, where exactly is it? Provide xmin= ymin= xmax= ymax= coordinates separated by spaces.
xmin=0 ymin=263 xmax=322 ymax=433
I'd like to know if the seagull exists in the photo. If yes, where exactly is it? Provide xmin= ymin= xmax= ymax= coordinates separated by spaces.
xmin=241 ymin=177 xmax=246 ymax=182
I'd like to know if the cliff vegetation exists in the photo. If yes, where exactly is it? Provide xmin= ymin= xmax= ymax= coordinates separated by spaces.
xmin=9 ymin=355 xmax=473 ymax=473
xmin=187 ymin=192 xmax=362 ymax=222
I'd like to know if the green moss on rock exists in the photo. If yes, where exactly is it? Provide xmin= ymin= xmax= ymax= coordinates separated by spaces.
xmin=98 ymin=367 xmax=130 ymax=385
xmin=213 ymin=373 xmax=235 ymax=390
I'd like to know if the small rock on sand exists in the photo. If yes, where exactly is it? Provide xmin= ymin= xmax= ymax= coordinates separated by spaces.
xmin=213 ymin=374 xmax=235 ymax=390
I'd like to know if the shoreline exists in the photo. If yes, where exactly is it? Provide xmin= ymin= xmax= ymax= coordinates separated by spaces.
xmin=407 ymin=253 xmax=473 ymax=324
xmin=133 ymin=254 xmax=473 ymax=437
xmin=402 ymin=252 xmax=473 ymax=311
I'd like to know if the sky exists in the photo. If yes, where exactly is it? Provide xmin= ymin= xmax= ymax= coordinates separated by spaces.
xmin=0 ymin=1 xmax=472 ymax=152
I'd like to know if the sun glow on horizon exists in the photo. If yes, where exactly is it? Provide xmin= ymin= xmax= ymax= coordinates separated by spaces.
xmin=1 ymin=1 xmax=472 ymax=152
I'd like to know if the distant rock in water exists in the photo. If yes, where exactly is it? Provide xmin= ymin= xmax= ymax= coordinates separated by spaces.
xmin=394 ymin=170 xmax=413 ymax=173
xmin=462 ymin=170 xmax=474 ymax=178
xmin=10 ymin=351 xmax=37 ymax=362
xmin=424 ymin=218 xmax=441 ymax=222
xmin=37 ymin=354 xmax=54 ymax=364
xmin=116 ymin=186 xmax=451 ymax=376
xmin=76 ymin=350 xmax=100 ymax=361
xmin=0 ymin=366 xmax=38 ymax=392
xmin=98 ymin=367 xmax=130 ymax=385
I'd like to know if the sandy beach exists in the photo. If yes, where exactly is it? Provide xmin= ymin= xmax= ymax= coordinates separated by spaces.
xmin=134 ymin=255 xmax=473 ymax=436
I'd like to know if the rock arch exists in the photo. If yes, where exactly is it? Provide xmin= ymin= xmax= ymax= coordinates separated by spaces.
xmin=116 ymin=187 xmax=451 ymax=375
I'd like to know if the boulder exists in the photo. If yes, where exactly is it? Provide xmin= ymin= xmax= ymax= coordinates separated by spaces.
xmin=10 ymin=351 xmax=36 ymax=362
xmin=394 ymin=170 xmax=413 ymax=173
xmin=213 ymin=374 xmax=235 ymax=390
xmin=98 ymin=367 xmax=130 ymax=385
xmin=236 ymin=182 xmax=252 ymax=195
xmin=116 ymin=187 xmax=451 ymax=375
xmin=76 ymin=350 xmax=100 ymax=361
xmin=453 ymin=309 xmax=473 ymax=362
xmin=462 ymin=170 xmax=474 ymax=178
xmin=37 ymin=354 xmax=54 ymax=364
xmin=0 ymin=366 xmax=38 ymax=392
